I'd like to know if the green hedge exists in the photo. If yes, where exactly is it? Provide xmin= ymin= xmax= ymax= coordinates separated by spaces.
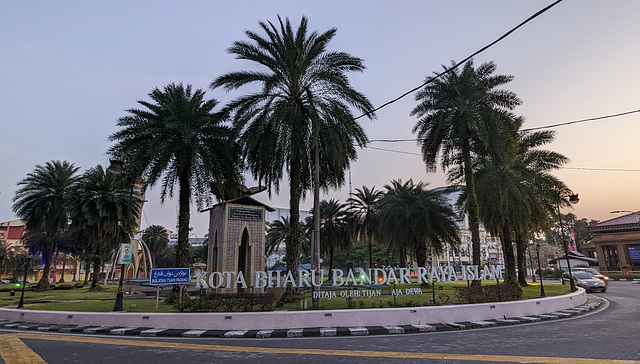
xmin=454 ymin=283 xmax=523 ymax=304
xmin=606 ymin=274 xmax=640 ymax=281
xmin=180 ymin=292 xmax=275 ymax=312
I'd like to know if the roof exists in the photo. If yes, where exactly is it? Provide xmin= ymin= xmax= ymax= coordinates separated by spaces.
xmin=200 ymin=185 xmax=275 ymax=212
xmin=0 ymin=220 xmax=25 ymax=227
xmin=589 ymin=211 xmax=640 ymax=233
xmin=201 ymin=195 xmax=275 ymax=212
xmin=549 ymin=251 xmax=598 ymax=264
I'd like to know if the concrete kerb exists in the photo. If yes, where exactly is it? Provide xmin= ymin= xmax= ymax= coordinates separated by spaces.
xmin=0 ymin=289 xmax=603 ymax=338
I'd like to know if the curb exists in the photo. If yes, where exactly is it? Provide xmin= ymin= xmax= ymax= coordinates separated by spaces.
xmin=0 ymin=297 xmax=604 ymax=339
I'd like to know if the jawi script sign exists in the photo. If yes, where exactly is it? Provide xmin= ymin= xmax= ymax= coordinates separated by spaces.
xmin=228 ymin=206 xmax=262 ymax=221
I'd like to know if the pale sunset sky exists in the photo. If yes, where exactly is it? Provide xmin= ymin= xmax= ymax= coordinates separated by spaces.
xmin=1 ymin=1 xmax=639 ymax=235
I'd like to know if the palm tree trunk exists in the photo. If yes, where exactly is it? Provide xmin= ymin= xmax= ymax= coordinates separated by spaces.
xmin=414 ymin=239 xmax=427 ymax=267
xmin=176 ymin=171 xmax=191 ymax=268
xmin=500 ymin=222 xmax=517 ymax=284
xmin=515 ymin=231 xmax=528 ymax=286
xmin=90 ymin=255 xmax=101 ymax=289
xmin=462 ymin=141 xmax=482 ymax=285
xmin=37 ymin=235 xmax=54 ymax=291
xmin=368 ymin=238 xmax=373 ymax=269
xmin=59 ymin=255 xmax=66 ymax=283
xmin=286 ymin=156 xmax=302 ymax=291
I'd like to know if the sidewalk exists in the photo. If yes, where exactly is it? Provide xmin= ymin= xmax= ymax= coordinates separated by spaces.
xmin=0 ymin=296 xmax=604 ymax=339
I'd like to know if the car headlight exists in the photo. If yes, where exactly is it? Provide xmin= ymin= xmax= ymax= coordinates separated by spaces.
xmin=580 ymin=281 xmax=588 ymax=285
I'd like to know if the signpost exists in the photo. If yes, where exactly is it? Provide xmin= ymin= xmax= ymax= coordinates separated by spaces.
xmin=150 ymin=268 xmax=191 ymax=310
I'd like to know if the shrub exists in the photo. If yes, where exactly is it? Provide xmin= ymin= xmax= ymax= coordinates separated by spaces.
xmin=454 ymin=283 xmax=523 ymax=304
xmin=181 ymin=292 xmax=275 ymax=312
xmin=607 ymin=273 xmax=640 ymax=281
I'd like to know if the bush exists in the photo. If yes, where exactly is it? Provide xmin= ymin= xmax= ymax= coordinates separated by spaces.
xmin=181 ymin=292 xmax=275 ymax=312
xmin=454 ymin=283 xmax=523 ymax=304
xmin=607 ymin=273 xmax=640 ymax=281
xmin=538 ymin=269 xmax=563 ymax=279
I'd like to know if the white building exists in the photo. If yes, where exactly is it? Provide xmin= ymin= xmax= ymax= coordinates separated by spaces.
xmin=431 ymin=186 xmax=502 ymax=267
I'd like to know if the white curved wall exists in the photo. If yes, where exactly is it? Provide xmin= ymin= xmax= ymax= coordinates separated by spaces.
xmin=0 ymin=289 xmax=586 ymax=330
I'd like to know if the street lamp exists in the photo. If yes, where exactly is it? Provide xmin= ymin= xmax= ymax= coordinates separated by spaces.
xmin=535 ymin=243 xmax=545 ymax=298
xmin=108 ymin=159 xmax=134 ymax=312
xmin=557 ymin=191 xmax=579 ymax=292
xmin=17 ymin=254 xmax=32 ymax=309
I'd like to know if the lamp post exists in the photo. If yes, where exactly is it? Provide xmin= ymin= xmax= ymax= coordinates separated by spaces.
xmin=108 ymin=159 xmax=134 ymax=312
xmin=17 ymin=254 xmax=31 ymax=309
xmin=535 ymin=243 xmax=545 ymax=298
xmin=557 ymin=190 xmax=579 ymax=292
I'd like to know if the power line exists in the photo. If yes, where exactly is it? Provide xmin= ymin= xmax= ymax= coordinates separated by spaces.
xmin=367 ymin=146 xmax=421 ymax=156
xmin=367 ymin=146 xmax=640 ymax=172
xmin=520 ymin=109 xmax=640 ymax=132
xmin=355 ymin=0 xmax=564 ymax=120
xmin=369 ymin=107 xmax=640 ymax=143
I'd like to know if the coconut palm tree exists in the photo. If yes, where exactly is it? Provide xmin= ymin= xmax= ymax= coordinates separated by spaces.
xmin=212 ymin=16 xmax=375 ymax=281
xmin=68 ymin=165 xmax=141 ymax=290
xmin=411 ymin=60 xmax=520 ymax=272
xmin=378 ymin=180 xmax=460 ymax=267
xmin=141 ymin=225 xmax=169 ymax=267
xmin=306 ymin=199 xmax=351 ymax=273
xmin=109 ymin=83 xmax=242 ymax=269
xmin=12 ymin=160 xmax=79 ymax=290
xmin=347 ymin=186 xmax=383 ymax=269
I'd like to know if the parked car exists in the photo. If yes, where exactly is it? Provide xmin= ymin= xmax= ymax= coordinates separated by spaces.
xmin=0 ymin=279 xmax=10 ymax=284
xmin=567 ymin=271 xmax=607 ymax=293
xmin=571 ymin=267 xmax=609 ymax=285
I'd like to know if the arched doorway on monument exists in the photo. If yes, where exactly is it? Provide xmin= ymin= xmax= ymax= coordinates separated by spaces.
xmin=238 ymin=228 xmax=252 ymax=293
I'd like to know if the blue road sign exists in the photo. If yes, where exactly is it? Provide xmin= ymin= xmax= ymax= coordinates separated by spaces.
xmin=150 ymin=268 xmax=191 ymax=285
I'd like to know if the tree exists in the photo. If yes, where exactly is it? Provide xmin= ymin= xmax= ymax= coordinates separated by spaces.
xmin=347 ymin=186 xmax=383 ymax=269
xmin=109 ymin=83 xmax=242 ymax=270
xmin=0 ymin=242 xmax=14 ymax=279
xmin=141 ymin=225 xmax=169 ymax=267
xmin=212 ymin=16 xmax=375 ymax=283
xmin=306 ymin=199 xmax=351 ymax=273
xmin=411 ymin=60 xmax=520 ymax=277
xmin=12 ymin=160 xmax=79 ymax=290
xmin=266 ymin=217 xmax=310 ymax=269
xmin=472 ymin=117 xmax=568 ymax=285
xmin=378 ymin=180 xmax=460 ymax=268
xmin=68 ymin=165 xmax=141 ymax=290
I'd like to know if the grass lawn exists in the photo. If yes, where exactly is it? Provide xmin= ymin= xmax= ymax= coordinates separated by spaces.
xmin=0 ymin=280 xmax=571 ymax=313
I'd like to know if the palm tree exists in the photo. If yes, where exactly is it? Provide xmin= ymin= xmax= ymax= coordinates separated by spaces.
xmin=68 ymin=165 xmax=141 ymax=290
xmin=378 ymin=180 xmax=460 ymax=267
xmin=12 ymin=160 xmax=79 ymax=290
xmin=109 ymin=83 xmax=242 ymax=269
xmin=473 ymin=117 xmax=568 ymax=285
xmin=411 ymin=60 xmax=520 ymax=273
xmin=266 ymin=217 xmax=310 ymax=269
xmin=306 ymin=199 xmax=351 ymax=273
xmin=212 ymin=16 xmax=375 ymax=282
xmin=347 ymin=186 xmax=383 ymax=268
xmin=141 ymin=225 xmax=169 ymax=267
xmin=0 ymin=242 xmax=14 ymax=279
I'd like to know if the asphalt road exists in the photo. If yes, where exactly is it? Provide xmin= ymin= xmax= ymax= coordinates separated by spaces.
xmin=1 ymin=281 xmax=639 ymax=364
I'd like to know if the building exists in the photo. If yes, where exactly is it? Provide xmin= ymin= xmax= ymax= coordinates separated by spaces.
xmin=0 ymin=220 xmax=26 ymax=253
xmin=588 ymin=211 xmax=640 ymax=272
xmin=431 ymin=186 xmax=502 ymax=267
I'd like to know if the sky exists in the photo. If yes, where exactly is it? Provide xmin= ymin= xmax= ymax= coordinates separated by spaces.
xmin=2 ymin=1 xmax=639 ymax=236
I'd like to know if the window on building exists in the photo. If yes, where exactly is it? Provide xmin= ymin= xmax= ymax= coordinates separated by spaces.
xmin=602 ymin=245 xmax=619 ymax=269
xmin=626 ymin=245 xmax=640 ymax=268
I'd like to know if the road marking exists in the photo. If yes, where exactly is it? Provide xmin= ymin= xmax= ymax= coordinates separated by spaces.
xmin=0 ymin=334 xmax=47 ymax=364
xmin=7 ymin=332 xmax=640 ymax=364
